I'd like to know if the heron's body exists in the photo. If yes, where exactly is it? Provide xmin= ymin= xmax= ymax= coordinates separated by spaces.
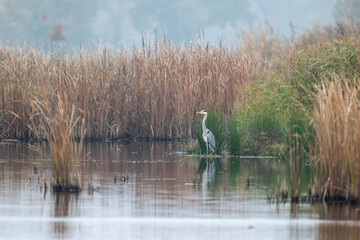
xmin=197 ymin=110 xmax=216 ymax=154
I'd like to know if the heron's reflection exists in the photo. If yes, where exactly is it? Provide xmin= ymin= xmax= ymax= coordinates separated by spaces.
xmin=192 ymin=157 xmax=218 ymax=191
xmin=202 ymin=159 xmax=216 ymax=186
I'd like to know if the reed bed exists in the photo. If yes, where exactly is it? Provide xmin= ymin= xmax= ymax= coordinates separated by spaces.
xmin=312 ymin=78 xmax=360 ymax=201
xmin=0 ymin=39 xmax=252 ymax=140
xmin=1 ymin=19 xmax=358 ymax=141
xmin=284 ymin=32 xmax=360 ymax=201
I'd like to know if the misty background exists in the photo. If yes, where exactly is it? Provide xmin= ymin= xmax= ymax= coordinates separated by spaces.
xmin=0 ymin=0 xmax=358 ymax=50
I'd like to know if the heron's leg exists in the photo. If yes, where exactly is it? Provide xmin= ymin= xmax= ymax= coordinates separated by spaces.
xmin=206 ymin=143 xmax=209 ymax=156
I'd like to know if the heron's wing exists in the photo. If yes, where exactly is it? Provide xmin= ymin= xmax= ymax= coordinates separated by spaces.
xmin=206 ymin=129 xmax=216 ymax=153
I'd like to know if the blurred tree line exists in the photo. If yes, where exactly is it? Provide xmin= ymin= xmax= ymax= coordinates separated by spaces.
xmin=0 ymin=0 xmax=358 ymax=49
xmin=0 ymin=0 xmax=254 ymax=48
xmin=333 ymin=0 xmax=360 ymax=19
xmin=0 ymin=0 xmax=98 ymax=47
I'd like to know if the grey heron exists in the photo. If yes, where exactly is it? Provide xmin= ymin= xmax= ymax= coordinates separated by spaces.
xmin=196 ymin=110 xmax=216 ymax=155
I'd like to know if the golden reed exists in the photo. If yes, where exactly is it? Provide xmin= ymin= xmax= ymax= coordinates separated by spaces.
xmin=312 ymin=78 xmax=360 ymax=201
xmin=0 ymin=40 xmax=252 ymax=140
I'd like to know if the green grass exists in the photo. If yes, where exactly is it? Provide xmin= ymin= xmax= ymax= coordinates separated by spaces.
xmin=235 ymin=77 xmax=291 ymax=156
xmin=227 ymin=113 xmax=242 ymax=156
xmin=282 ymin=37 xmax=360 ymax=200
xmin=291 ymin=38 xmax=360 ymax=108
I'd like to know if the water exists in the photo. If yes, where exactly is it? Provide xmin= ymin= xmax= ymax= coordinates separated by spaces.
xmin=0 ymin=141 xmax=359 ymax=239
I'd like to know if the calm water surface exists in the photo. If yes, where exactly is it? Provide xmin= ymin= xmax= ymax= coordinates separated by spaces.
xmin=0 ymin=141 xmax=359 ymax=239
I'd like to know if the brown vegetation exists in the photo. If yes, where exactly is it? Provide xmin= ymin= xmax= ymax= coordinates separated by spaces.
xmin=312 ymin=78 xmax=360 ymax=201
xmin=0 ymin=38 xmax=256 ymax=140
xmin=1 ymin=20 xmax=358 ymax=141
xmin=30 ymin=76 xmax=85 ymax=191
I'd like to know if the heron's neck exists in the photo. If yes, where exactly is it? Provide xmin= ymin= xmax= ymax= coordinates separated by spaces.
xmin=202 ymin=114 xmax=207 ymax=134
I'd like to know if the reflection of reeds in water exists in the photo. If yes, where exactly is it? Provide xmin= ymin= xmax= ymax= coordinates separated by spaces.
xmin=319 ymin=224 xmax=360 ymax=240
xmin=312 ymin=78 xmax=360 ymax=201
xmin=288 ymin=134 xmax=302 ymax=202
xmin=53 ymin=193 xmax=79 ymax=235
xmin=290 ymin=203 xmax=360 ymax=240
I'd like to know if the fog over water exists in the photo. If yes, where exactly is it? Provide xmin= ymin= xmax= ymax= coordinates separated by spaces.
xmin=0 ymin=0 xmax=345 ymax=49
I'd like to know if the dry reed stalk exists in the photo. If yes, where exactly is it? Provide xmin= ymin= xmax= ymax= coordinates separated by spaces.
xmin=313 ymin=78 xmax=360 ymax=200
xmin=33 ymin=76 xmax=85 ymax=191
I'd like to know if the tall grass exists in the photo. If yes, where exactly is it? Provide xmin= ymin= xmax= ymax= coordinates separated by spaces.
xmin=291 ymin=36 xmax=360 ymax=109
xmin=2 ymin=20 xmax=358 ymax=143
xmin=281 ymin=35 xmax=360 ymax=200
xmin=235 ymin=77 xmax=290 ymax=155
xmin=312 ymin=78 xmax=360 ymax=201
xmin=0 ymin=37 xmax=250 ymax=141
xmin=32 ymin=83 xmax=85 ymax=191
xmin=228 ymin=20 xmax=360 ymax=201
xmin=286 ymin=112 xmax=312 ymax=201
xmin=227 ymin=113 xmax=242 ymax=156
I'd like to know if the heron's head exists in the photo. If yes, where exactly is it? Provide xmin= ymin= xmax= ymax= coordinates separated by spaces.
xmin=196 ymin=110 xmax=207 ymax=115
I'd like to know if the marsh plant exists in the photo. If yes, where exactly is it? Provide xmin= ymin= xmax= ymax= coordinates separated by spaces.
xmin=284 ymin=36 xmax=360 ymax=201
xmin=227 ymin=113 xmax=242 ymax=156
xmin=235 ymin=78 xmax=290 ymax=156
xmin=32 ymin=88 xmax=85 ymax=192
xmin=312 ymin=78 xmax=360 ymax=201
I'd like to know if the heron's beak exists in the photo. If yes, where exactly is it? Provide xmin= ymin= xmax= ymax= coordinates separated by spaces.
xmin=196 ymin=111 xmax=202 ymax=114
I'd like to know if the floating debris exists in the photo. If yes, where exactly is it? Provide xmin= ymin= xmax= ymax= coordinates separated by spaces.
xmin=114 ymin=175 xmax=129 ymax=183
xmin=53 ymin=185 xmax=81 ymax=193
xmin=88 ymin=182 xmax=100 ymax=194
